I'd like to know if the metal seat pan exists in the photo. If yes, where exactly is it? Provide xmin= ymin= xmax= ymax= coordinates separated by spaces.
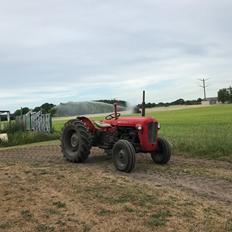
xmin=94 ymin=121 xmax=112 ymax=128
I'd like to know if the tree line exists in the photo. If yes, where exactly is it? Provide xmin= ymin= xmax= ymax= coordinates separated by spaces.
xmin=12 ymin=99 xmax=127 ymax=117
xmin=14 ymin=98 xmax=200 ymax=118
xmin=137 ymin=98 xmax=202 ymax=109
xmin=9 ymin=87 xmax=232 ymax=118
xmin=13 ymin=103 xmax=56 ymax=117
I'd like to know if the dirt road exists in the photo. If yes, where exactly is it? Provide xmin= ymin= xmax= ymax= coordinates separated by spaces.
xmin=0 ymin=145 xmax=232 ymax=231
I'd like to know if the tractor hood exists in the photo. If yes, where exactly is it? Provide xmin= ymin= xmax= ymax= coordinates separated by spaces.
xmin=103 ymin=116 xmax=157 ymax=127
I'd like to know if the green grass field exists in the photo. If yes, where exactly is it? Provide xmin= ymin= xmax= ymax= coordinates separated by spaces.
xmin=147 ymin=104 xmax=232 ymax=161
xmin=52 ymin=104 xmax=232 ymax=161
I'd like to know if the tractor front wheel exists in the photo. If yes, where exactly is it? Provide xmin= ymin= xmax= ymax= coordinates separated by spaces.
xmin=61 ymin=119 xmax=91 ymax=163
xmin=151 ymin=137 xmax=171 ymax=164
xmin=112 ymin=140 xmax=136 ymax=173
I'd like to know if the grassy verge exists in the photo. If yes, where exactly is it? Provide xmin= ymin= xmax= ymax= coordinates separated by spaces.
xmin=0 ymin=131 xmax=59 ymax=148
xmin=0 ymin=122 xmax=59 ymax=148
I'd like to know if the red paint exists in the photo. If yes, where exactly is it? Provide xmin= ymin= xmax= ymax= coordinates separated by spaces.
xmin=78 ymin=115 xmax=159 ymax=152
xmin=103 ymin=116 xmax=158 ymax=152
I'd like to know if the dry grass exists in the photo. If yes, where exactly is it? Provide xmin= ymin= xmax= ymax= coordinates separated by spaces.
xmin=0 ymin=145 xmax=232 ymax=232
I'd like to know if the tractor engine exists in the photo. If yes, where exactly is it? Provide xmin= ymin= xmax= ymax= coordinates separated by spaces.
xmin=117 ymin=127 xmax=140 ymax=151
xmin=91 ymin=126 xmax=139 ymax=151
xmin=91 ymin=130 xmax=117 ymax=149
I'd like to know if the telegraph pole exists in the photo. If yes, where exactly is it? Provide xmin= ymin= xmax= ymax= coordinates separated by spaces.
xmin=199 ymin=78 xmax=208 ymax=100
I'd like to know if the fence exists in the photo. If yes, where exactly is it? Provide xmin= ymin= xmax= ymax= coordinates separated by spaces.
xmin=16 ymin=111 xmax=52 ymax=133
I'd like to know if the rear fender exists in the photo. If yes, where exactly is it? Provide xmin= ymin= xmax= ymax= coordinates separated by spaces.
xmin=77 ymin=116 xmax=97 ymax=133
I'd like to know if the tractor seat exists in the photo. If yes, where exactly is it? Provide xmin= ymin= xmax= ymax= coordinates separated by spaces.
xmin=94 ymin=121 xmax=112 ymax=128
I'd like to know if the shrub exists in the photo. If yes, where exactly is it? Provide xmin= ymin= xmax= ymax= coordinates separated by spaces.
xmin=2 ymin=122 xmax=25 ymax=134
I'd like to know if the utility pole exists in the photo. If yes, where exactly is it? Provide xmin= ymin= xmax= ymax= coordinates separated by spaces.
xmin=199 ymin=78 xmax=208 ymax=100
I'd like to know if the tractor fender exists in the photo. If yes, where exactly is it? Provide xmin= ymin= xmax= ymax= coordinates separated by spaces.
xmin=77 ymin=116 xmax=97 ymax=133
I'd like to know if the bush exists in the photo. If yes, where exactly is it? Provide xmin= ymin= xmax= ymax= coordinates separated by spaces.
xmin=1 ymin=122 xmax=25 ymax=134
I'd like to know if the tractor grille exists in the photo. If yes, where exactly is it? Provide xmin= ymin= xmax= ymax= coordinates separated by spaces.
xmin=148 ymin=122 xmax=157 ymax=144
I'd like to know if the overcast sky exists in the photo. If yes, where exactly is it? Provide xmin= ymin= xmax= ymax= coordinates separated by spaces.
xmin=0 ymin=0 xmax=231 ymax=111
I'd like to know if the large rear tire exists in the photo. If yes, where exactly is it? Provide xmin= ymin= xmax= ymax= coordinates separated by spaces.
xmin=112 ymin=140 xmax=136 ymax=173
xmin=61 ymin=119 xmax=91 ymax=163
xmin=151 ymin=137 xmax=171 ymax=164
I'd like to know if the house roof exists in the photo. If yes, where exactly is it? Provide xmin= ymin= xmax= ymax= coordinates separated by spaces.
xmin=206 ymin=97 xmax=218 ymax=101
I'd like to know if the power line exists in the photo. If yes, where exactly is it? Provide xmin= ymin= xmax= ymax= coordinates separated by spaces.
xmin=198 ymin=77 xmax=209 ymax=100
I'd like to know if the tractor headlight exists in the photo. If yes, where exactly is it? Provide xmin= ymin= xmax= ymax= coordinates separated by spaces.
xmin=136 ymin=124 xmax=143 ymax=130
xmin=157 ymin=123 xmax=161 ymax=130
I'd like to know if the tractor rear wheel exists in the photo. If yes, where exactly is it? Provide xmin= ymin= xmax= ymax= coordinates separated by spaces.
xmin=112 ymin=140 xmax=136 ymax=173
xmin=151 ymin=137 xmax=171 ymax=164
xmin=61 ymin=119 xmax=91 ymax=163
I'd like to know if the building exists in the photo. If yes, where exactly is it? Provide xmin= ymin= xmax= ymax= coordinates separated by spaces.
xmin=0 ymin=111 xmax=11 ymax=122
xmin=201 ymin=97 xmax=218 ymax=105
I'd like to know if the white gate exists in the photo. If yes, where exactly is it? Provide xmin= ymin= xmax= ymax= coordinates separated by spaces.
xmin=16 ymin=111 xmax=52 ymax=133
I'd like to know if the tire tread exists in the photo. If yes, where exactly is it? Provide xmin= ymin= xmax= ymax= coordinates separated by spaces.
xmin=61 ymin=119 xmax=91 ymax=163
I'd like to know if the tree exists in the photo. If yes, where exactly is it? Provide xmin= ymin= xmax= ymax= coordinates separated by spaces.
xmin=33 ymin=103 xmax=56 ymax=115
xmin=33 ymin=106 xmax=41 ymax=112
xmin=218 ymin=88 xmax=230 ymax=103
xmin=14 ymin=107 xmax=30 ymax=116
xmin=40 ymin=103 xmax=55 ymax=114
xmin=228 ymin=86 xmax=232 ymax=103
xmin=50 ymin=107 xmax=57 ymax=116
xmin=172 ymin=98 xmax=185 ymax=105
xmin=14 ymin=103 xmax=57 ymax=117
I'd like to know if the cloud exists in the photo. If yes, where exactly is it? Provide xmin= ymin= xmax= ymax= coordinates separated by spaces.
xmin=0 ymin=0 xmax=231 ymax=111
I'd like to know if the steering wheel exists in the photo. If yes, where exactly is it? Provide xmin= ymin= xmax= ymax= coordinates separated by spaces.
xmin=105 ymin=112 xmax=121 ymax=120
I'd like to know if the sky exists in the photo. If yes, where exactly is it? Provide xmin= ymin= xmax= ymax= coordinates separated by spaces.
xmin=0 ymin=0 xmax=231 ymax=112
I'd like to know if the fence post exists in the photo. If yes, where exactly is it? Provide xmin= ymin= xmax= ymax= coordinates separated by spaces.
xmin=49 ymin=114 xmax=52 ymax=133
xmin=29 ymin=112 xmax=32 ymax=131
xmin=7 ymin=112 xmax=10 ymax=123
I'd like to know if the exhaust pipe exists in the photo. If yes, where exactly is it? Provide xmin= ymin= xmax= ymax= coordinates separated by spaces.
xmin=113 ymin=102 xmax=118 ymax=119
xmin=142 ymin=90 xmax=146 ymax=117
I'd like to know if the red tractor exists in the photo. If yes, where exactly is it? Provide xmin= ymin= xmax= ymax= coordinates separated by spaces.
xmin=61 ymin=92 xmax=171 ymax=172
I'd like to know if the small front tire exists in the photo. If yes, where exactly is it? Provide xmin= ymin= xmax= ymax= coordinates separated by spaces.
xmin=151 ymin=137 xmax=171 ymax=164
xmin=112 ymin=140 xmax=136 ymax=173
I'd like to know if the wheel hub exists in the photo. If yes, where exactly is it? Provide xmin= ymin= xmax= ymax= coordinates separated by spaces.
xmin=118 ymin=149 xmax=126 ymax=164
xmin=71 ymin=133 xmax=79 ymax=148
